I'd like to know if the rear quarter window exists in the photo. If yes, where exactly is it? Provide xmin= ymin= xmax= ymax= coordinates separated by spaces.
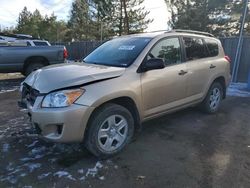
xmin=183 ymin=37 xmax=220 ymax=61
xmin=183 ymin=37 xmax=209 ymax=61
xmin=204 ymin=38 xmax=219 ymax=57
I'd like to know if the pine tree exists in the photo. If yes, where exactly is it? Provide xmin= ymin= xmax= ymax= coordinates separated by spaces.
xmin=68 ymin=0 xmax=152 ymax=40
xmin=165 ymin=0 xmax=250 ymax=36
xmin=111 ymin=0 xmax=152 ymax=35
xmin=88 ymin=0 xmax=115 ymax=40
xmin=166 ymin=0 xmax=215 ymax=32
xmin=67 ymin=0 xmax=93 ymax=41
xmin=16 ymin=7 xmax=32 ymax=34
xmin=16 ymin=7 xmax=68 ymax=42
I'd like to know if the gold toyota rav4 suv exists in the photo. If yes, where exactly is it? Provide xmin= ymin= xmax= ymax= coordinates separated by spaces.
xmin=19 ymin=30 xmax=231 ymax=158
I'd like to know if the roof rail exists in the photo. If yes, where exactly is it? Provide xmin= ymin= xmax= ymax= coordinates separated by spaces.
xmin=171 ymin=29 xmax=214 ymax=37
xmin=148 ymin=30 xmax=170 ymax=33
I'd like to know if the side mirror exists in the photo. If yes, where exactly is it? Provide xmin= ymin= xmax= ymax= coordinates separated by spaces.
xmin=141 ymin=58 xmax=165 ymax=72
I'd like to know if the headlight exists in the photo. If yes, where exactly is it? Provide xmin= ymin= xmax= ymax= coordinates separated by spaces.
xmin=42 ymin=88 xmax=85 ymax=108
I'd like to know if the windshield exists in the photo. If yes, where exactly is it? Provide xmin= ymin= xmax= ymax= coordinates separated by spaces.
xmin=84 ymin=37 xmax=152 ymax=67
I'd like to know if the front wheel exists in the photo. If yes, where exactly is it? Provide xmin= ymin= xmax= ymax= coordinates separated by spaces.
xmin=85 ymin=104 xmax=134 ymax=158
xmin=201 ymin=82 xmax=223 ymax=114
xmin=24 ymin=62 xmax=45 ymax=76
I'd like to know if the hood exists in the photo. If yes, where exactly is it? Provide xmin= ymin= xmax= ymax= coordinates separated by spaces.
xmin=24 ymin=63 xmax=125 ymax=93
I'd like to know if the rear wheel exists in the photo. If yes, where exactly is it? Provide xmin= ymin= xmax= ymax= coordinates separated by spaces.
xmin=85 ymin=103 xmax=134 ymax=158
xmin=201 ymin=82 xmax=223 ymax=113
xmin=24 ymin=62 xmax=45 ymax=76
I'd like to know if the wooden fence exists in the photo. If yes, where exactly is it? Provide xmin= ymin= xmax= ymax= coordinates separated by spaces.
xmin=53 ymin=37 xmax=250 ymax=82
xmin=52 ymin=41 xmax=102 ymax=60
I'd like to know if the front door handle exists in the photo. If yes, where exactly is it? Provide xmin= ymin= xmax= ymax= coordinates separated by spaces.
xmin=210 ymin=64 xmax=216 ymax=69
xmin=178 ymin=70 xmax=188 ymax=75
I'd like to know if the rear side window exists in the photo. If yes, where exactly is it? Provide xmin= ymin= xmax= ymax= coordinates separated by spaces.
xmin=33 ymin=41 xmax=48 ymax=46
xmin=204 ymin=38 xmax=219 ymax=57
xmin=183 ymin=37 xmax=209 ymax=61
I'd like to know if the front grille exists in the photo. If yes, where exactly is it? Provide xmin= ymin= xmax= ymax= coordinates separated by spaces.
xmin=22 ymin=84 xmax=40 ymax=106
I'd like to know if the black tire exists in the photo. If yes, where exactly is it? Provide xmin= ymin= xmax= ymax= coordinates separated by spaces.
xmin=24 ymin=62 xmax=45 ymax=76
xmin=201 ymin=82 xmax=223 ymax=114
xmin=85 ymin=103 xmax=134 ymax=159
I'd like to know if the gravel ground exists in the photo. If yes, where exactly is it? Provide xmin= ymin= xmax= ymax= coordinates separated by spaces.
xmin=0 ymin=74 xmax=250 ymax=188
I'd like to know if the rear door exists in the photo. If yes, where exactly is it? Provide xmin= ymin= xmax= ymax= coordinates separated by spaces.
xmin=182 ymin=37 xmax=218 ymax=100
xmin=141 ymin=37 xmax=188 ymax=117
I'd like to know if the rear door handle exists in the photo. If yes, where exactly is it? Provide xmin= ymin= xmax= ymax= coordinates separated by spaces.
xmin=210 ymin=64 xmax=216 ymax=69
xmin=178 ymin=70 xmax=188 ymax=75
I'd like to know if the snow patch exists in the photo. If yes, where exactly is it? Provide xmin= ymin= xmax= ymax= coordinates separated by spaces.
xmin=20 ymin=173 xmax=27 ymax=177
xmin=54 ymin=171 xmax=69 ymax=178
xmin=27 ymin=140 xmax=39 ymax=148
xmin=0 ymin=88 xmax=18 ymax=94
xmin=0 ymin=175 xmax=18 ymax=184
xmin=78 ymin=169 xmax=84 ymax=174
xmin=53 ymin=171 xmax=76 ymax=181
xmin=79 ymin=161 xmax=104 ymax=181
xmin=20 ymin=108 xmax=28 ymax=112
xmin=79 ymin=176 xmax=86 ymax=181
xmin=8 ymin=168 xmax=22 ymax=176
xmin=30 ymin=146 xmax=46 ymax=155
xmin=20 ymin=157 xmax=34 ymax=162
xmin=24 ymin=163 xmax=42 ymax=172
xmin=6 ymin=163 xmax=14 ymax=171
xmin=48 ymin=158 xmax=57 ymax=163
xmin=85 ymin=161 xmax=103 ymax=177
xmin=99 ymin=176 xmax=105 ymax=180
xmin=20 ymin=154 xmax=45 ymax=161
xmin=227 ymin=83 xmax=250 ymax=97
xmin=2 ymin=143 xmax=9 ymax=152
xmin=38 ymin=172 xmax=51 ymax=180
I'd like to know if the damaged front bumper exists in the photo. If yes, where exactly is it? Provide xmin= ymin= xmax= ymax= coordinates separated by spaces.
xmin=18 ymin=86 xmax=94 ymax=143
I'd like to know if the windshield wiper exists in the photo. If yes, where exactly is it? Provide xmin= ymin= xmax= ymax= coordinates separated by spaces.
xmin=84 ymin=60 xmax=127 ymax=68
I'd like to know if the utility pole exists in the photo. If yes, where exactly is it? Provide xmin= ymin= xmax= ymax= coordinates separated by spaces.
xmin=100 ymin=21 xmax=103 ymax=42
xmin=232 ymin=0 xmax=249 ymax=82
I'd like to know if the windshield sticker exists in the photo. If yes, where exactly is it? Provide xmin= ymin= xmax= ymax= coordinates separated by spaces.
xmin=118 ymin=45 xmax=135 ymax=50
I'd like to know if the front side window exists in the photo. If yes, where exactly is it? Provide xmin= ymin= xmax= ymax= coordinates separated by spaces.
xmin=148 ymin=37 xmax=182 ymax=66
xmin=183 ymin=37 xmax=209 ymax=61
xmin=84 ymin=37 xmax=152 ymax=67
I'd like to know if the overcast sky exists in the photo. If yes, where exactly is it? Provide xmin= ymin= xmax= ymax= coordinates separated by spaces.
xmin=0 ymin=0 xmax=170 ymax=31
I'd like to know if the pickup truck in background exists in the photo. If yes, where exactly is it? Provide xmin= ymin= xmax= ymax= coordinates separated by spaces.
xmin=0 ymin=45 xmax=68 ymax=75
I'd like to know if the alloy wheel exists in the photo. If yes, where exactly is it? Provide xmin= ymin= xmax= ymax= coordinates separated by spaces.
xmin=97 ymin=115 xmax=128 ymax=152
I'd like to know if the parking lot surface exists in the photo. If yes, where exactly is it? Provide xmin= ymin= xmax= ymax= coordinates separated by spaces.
xmin=0 ymin=74 xmax=250 ymax=188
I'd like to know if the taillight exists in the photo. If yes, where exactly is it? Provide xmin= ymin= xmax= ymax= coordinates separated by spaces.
xmin=63 ymin=47 xmax=68 ymax=59
xmin=224 ymin=56 xmax=231 ymax=63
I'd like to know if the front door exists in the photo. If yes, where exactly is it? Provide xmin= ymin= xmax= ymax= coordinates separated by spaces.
xmin=141 ymin=37 xmax=188 ymax=118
